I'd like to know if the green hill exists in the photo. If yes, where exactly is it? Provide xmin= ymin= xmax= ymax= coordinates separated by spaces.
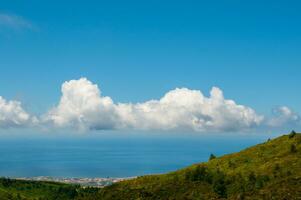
xmin=0 ymin=179 xmax=79 ymax=200
xmin=91 ymin=132 xmax=301 ymax=200
xmin=1 ymin=132 xmax=300 ymax=200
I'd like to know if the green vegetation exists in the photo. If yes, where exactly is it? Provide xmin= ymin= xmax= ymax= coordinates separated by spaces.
xmin=0 ymin=178 xmax=79 ymax=200
xmin=0 ymin=132 xmax=300 ymax=199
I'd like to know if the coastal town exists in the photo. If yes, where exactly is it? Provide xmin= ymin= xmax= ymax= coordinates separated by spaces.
xmin=16 ymin=176 xmax=135 ymax=188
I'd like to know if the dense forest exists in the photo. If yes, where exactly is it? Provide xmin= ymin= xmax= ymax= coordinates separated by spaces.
xmin=1 ymin=132 xmax=300 ymax=200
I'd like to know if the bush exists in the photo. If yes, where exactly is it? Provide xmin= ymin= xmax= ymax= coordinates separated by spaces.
xmin=185 ymin=165 xmax=212 ymax=183
xmin=255 ymin=175 xmax=269 ymax=189
xmin=290 ymin=144 xmax=297 ymax=153
xmin=248 ymin=172 xmax=256 ymax=184
xmin=228 ymin=160 xmax=235 ymax=168
xmin=274 ymin=163 xmax=280 ymax=171
xmin=273 ymin=163 xmax=281 ymax=177
xmin=213 ymin=171 xmax=227 ymax=198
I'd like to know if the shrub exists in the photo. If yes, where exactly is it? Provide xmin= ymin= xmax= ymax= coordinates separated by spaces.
xmin=228 ymin=160 xmax=235 ymax=168
xmin=248 ymin=172 xmax=256 ymax=184
xmin=213 ymin=171 xmax=227 ymax=198
xmin=274 ymin=163 xmax=280 ymax=171
xmin=185 ymin=165 xmax=212 ymax=183
xmin=273 ymin=163 xmax=281 ymax=177
xmin=255 ymin=175 xmax=269 ymax=189
xmin=290 ymin=144 xmax=297 ymax=153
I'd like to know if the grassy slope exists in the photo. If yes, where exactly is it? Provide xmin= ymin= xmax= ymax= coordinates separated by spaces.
xmin=0 ymin=133 xmax=300 ymax=200
xmin=97 ymin=133 xmax=301 ymax=200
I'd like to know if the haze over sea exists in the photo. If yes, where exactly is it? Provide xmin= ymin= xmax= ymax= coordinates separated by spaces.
xmin=0 ymin=133 xmax=271 ymax=178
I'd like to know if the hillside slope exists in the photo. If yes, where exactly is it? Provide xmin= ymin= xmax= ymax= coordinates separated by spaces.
xmin=96 ymin=132 xmax=301 ymax=200
xmin=0 ymin=133 xmax=300 ymax=200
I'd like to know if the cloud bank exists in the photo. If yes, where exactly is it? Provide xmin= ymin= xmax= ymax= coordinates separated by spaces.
xmin=1 ymin=77 xmax=299 ymax=133
xmin=43 ymin=78 xmax=264 ymax=132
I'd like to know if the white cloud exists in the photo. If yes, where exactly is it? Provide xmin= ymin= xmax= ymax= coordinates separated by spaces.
xmin=267 ymin=106 xmax=300 ymax=127
xmin=0 ymin=13 xmax=33 ymax=30
xmin=2 ymin=77 xmax=300 ymax=133
xmin=0 ymin=96 xmax=36 ymax=128
xmin=43 ymin=78 xmax=118 ymax=130
xmin=117 ymin=87 xmax=263 ymax=132
xmin=44 ymin=78 xmax=264 ymax=132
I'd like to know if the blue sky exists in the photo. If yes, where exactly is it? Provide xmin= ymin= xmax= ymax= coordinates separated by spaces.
xmin=0 ymin=1 xmax=301 ymax=134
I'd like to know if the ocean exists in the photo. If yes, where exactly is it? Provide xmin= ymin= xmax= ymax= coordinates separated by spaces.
xmin=0 ymin=133 xmax=269 ymax=178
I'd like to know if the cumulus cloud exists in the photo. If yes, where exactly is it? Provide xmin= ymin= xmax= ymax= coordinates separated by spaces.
xmin=0 ymin=13 xmax=34 ymax=30
xmin=267 ymin=106 xmax=300 ymax=127
xmin=0 ymin=96 xmax=36 ymax=128
xmin=44 ymin=78 xmax=264 ymax=132
xmin=43 ymin=78 xmax=118 ymax=130
xmin=2 ymin=77 xmax=301 ymax=133
xmin=117 ymin=87 xmax=263 ymax=132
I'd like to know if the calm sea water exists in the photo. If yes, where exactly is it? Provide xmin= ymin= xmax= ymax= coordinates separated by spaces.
xmin=0 ymin=134 xmax=268 ymax=178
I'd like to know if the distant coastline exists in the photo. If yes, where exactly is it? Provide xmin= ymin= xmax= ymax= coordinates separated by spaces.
xmin=14 ymin=176 xmax=136 ymax=188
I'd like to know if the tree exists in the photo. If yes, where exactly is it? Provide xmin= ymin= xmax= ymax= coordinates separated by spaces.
xmin=209 ymin=153 xmax=216 ymax=161
xmin=289 ymin=130 xmax=297 ymax=138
